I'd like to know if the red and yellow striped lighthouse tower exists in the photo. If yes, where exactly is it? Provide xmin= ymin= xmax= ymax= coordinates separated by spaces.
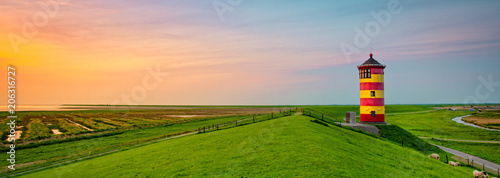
xmin=358 ymin=53 xmax=386 ymax=124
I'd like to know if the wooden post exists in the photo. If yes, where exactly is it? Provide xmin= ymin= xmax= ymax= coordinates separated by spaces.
xmin=271 ymin=113 xmax=273 ymax=119
xmin=446 ymin=155 xmax=448 ymax=163
xmin=483 ymin=163 xmax=485 ymax=171
xmin=253 ymin=116 xmax=255 ymax=123
xmin=467 ymin=159 xmax=469 ymax=165
xmin=497 ymin=168 xmax=499 ymax=176
xmin=471 ymin=160 xmax=474 ymax=167
xmin=217 ymin=124 xmax=219 ymax=130
xmin=236 ymin=120 xmax=238 ymax=126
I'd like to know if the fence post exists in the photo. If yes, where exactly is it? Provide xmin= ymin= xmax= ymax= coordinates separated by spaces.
xmin=446 ymin=155 xmax=448 ymax=163
xmin=236 ymin=120 xmax=238 ymax=126
xmin=471 ymin=160 xmax=474 ymax=167
xmin=497 ymin=168 xmax=499 ymax=176
xmin=272 ymin=113 xmax=273 ymax=119
xmin=483 ymin=163 xmax=485 ymax=171
xmin=217 ymin=124 xmax=219 ymax=130
xmin=253 ymin=116 xmax=255 ymax=123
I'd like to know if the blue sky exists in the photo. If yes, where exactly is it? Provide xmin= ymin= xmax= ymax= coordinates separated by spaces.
xmin=1 ymin=0 xmax=499 ymax=105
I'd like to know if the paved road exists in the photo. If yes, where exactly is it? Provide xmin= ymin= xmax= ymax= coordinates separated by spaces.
xmin=432 ymin=144 xmax=500 ymax=171
xmin=420 ymin=137 xmax=500 ymax=144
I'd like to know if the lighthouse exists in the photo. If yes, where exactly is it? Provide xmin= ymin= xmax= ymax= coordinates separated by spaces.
xmin=358 ymin=53 xmax=386 ymax=124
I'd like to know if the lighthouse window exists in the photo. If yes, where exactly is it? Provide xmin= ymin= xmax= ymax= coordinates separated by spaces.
xmin=371 ymin=91 xmax=375 ymax=97
xmin=371 ymin=111 xmax=376 ymax=117
xmin=360 ymin=69 xmax=372 ymax=79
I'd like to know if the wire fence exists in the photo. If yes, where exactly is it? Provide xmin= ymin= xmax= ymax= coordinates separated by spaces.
xmin=196 ymin=109 xmax=294 ymax=133
xmin=302 ymin=108 xmax=343 ymax=125
xmin=452 ymin=155 xmax=500 ymax=176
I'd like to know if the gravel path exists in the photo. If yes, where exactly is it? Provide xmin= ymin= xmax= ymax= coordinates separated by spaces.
xmin=341 ymin=123 xmax=380 ymax=136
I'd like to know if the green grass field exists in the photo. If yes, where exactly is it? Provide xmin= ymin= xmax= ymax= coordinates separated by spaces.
xmin=375 ymin=125 xmax=455 ymax=163
xmin=385 ymin=110 xmax=499 ymax=141
xmin=299 ymin=105 xmax=433 ymax=121
xmin=20 ymin=115 xmax=475 ymax=177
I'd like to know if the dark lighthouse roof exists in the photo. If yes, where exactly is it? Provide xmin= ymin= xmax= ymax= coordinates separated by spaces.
xmin=358 ymin=53 xmax=385 ymax=69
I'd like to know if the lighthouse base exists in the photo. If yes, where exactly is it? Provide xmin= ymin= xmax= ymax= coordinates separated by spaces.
xmin=359 ymin=114 xmax=386 ymax=124
xmin=359 ymin=121 xmax=387 ymax=125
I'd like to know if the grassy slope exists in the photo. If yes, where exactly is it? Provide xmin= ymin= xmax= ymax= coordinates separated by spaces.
xmin=375 ymin=125 xmax=454 ymax=163
xmin=22 ymin=115 xmax=473 ymax=177
xmin=385 ymin=110 xmax=499 ymax=141
xmin=427 ymin=139 xmax=500 ymax=165
xmin=0 ymin=115 xmax=252 ymax=174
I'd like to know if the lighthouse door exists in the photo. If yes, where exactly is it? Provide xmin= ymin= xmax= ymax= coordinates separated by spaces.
xmin=371 ymin=111 xmax=376 ymax=117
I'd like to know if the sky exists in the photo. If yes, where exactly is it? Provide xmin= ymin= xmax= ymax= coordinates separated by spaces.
xmin=0 ymin=0 xmax=499 ymax=105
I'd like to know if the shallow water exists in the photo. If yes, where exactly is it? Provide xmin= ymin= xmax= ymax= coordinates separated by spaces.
xmin=452 ymin=115 xmax=500 ymax=131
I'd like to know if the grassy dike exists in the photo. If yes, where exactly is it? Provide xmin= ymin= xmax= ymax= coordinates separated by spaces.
xmin=21 ymin=115 xmax=474 ymax=177
xmin=375 ymin=125 xmax=453 ymax=163
xmin=0 ymin=114 xmax=254 ymax=176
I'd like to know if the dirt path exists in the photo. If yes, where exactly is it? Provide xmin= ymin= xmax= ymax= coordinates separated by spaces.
xmin=432 ymin=144 xmax=500 ymax=171
xmin=64 ymin=118 xmax=94 ymax=131
xmin=420 ymin=137 xmax=500 ymax=144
